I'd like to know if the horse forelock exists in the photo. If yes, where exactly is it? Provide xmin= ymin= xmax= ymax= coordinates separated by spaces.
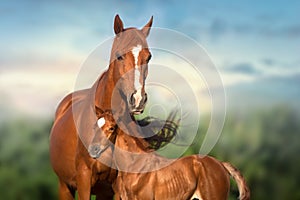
xmin=111 ymin=28 xmax=148 ymax=56
xmin=123 ymin=28 xmax=147 ymax=44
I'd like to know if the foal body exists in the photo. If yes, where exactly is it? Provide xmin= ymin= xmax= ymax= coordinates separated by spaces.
xmin=91 ymin=114 xmax=250 ymax=200
xmin=114 ymin=133 xmax=250 ymax=200
xmin=117 ymin=157 xmax=232 ymax=200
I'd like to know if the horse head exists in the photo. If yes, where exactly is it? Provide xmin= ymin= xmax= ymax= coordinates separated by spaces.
xmin=88 ymin=110 xmax=117 ymax=159
xmin=109 ymin=14 xmax=153 ymax=115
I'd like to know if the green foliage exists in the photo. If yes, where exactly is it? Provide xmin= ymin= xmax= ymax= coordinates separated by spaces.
xmin=187 ymin=106 xmax=300 ymax=200
xmin=0 ymin=105 xmax=299 ymax=199
xmin=0 ymin=118 xmax=57 ymax=200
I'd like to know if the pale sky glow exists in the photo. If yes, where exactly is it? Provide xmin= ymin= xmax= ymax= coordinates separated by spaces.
xmin=1 ymin=0 xmax=299 ymax=117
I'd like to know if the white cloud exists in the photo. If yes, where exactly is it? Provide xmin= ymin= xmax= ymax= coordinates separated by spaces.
xmin=0 ymin=67 xmax=78 ymax=117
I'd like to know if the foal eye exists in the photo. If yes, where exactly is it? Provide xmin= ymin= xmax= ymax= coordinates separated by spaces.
xmin=116 ymin=53 xmax=124 ymax=61
xmin=109 ymin=127 xmax=115 ymax=132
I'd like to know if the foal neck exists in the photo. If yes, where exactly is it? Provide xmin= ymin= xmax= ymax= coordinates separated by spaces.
xmin=114 ymin=128 xmax=172 ymax=173
xmin=116 ymin=128 xmax=148 ymax=153
xmin=114 ymin=130 xmax=151 ymax=172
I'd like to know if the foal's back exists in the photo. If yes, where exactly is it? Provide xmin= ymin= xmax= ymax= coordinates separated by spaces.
xmin=154 ymin=155 xmax=230 ymax=200
xmin=192 ymin=155 xmax=230 ymax=199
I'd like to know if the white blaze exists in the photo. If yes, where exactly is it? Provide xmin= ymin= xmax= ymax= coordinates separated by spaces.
xmin=97 ymin=117 xmax=105 ymax=128
xmin=132 ymin=45 xmax=143 ymax=107
xmin=190 ymin=192 xmax=203 ymax=200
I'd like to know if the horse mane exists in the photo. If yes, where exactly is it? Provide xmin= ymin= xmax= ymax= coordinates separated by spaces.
xmin=135 ymin=110 xmax=180 ymax=150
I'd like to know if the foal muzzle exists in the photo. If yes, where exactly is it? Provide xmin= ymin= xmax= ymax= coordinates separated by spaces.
xmin=88 ymin=144 xmax=107 ymax=159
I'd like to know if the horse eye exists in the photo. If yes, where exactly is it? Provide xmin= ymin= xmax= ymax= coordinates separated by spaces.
xmin=109 ymin=127 xmax=115 ymax=132
xmin=116 ymin=53 xmax=124 ymax=61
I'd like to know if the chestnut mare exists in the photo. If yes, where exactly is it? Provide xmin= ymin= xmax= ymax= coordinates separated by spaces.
xmin=90 ymin=111 xmax=250 ymax=200
xmin=50 ymin=15 xmax=154 ymax=200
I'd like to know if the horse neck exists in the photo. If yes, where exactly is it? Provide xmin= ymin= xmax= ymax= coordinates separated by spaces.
xmin=93 ymin=65 xmax=116 ymax=110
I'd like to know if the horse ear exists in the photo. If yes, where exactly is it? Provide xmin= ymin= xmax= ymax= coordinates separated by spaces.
xmin=114 ymin=14 xmax=124 ymax=35
xmin=141 ymin=16 xmax=153 ymax=37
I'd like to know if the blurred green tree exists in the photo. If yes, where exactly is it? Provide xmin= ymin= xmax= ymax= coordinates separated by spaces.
xmin=0 ymin=118 xmax=57 ymax=200
xmin=186 ymin=106 xmax=300 ymax=200
xmin=0 ymin=105 xmax=299 ymax=199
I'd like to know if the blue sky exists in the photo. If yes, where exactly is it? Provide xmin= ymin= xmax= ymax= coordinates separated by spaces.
xmin=0 ymin=0 xmax=299 ymax=117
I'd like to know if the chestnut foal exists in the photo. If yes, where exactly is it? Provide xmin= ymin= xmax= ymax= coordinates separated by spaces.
xmin=90 ymin=112 xmax=250 ymax=200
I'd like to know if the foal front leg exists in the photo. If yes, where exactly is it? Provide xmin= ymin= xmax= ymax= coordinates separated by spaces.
xmin=114 ymin=177 xmax=130 ymax=200
xmin=76 ymin=168 xmax=92 ymax=200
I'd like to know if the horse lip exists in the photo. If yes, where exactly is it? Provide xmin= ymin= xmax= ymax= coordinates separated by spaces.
xmin=131 ymin=109 xmax=144 ymax=115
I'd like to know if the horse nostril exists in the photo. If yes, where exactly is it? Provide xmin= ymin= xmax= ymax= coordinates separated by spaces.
xmin=130 ymin=93 xmax=135 ymax=106
xmin=93 ymin=146 xmax=100 ymax=153
xmin=143 ymin=93 xmax=148 ymax=104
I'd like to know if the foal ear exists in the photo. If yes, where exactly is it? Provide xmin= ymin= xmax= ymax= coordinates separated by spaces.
xmin=114 ymin=14 xmax=124 ymax=35
xmin=141 ymin=16 xmax=153 ymax=37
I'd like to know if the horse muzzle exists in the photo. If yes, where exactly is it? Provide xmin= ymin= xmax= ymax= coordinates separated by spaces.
xmin=129 ymin=91 xmax=147 ymax=115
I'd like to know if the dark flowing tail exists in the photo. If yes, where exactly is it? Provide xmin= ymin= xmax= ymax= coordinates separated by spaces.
xmin=222 ymin=162 xmax=250 ymax=200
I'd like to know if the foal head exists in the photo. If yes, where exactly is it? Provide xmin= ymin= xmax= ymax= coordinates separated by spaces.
xmin=109 ymin=15 xmax=153 ymax=115
xmin=88 ymin=109 xmax=151 ymax=159
xmin=88 ymin=110 xmax=117 ymax=159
